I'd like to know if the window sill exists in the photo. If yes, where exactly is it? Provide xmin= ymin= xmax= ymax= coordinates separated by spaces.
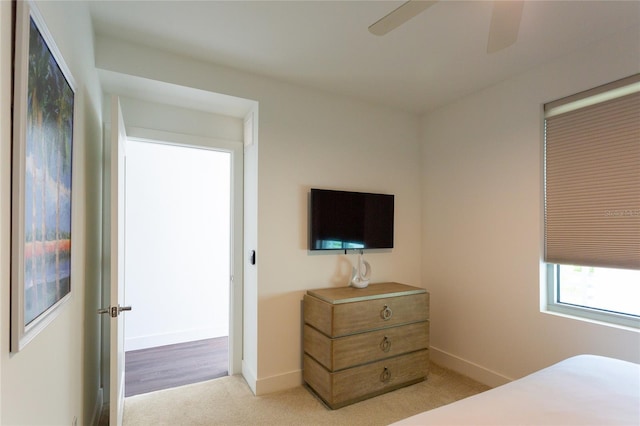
xmin=543 ymin=303 xmax=640 ymax=332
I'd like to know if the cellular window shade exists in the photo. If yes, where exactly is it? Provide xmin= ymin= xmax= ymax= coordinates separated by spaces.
xmin=544 ymin=76 xmax=640 ymax=270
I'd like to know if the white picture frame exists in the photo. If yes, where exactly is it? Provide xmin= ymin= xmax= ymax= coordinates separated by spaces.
xmin=11 ymin=0 xmax=77 ymax=352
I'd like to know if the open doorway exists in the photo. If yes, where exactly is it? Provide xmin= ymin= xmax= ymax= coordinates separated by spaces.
xmin=123 ymin=139 xmax=231 ymax=396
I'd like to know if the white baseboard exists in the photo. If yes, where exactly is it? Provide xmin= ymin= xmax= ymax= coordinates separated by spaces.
xmin=90 ymin=388 xmax=104 ymax=426
xmin=241 ymin=362 xmax=303 ymax=396
xmin=125 ymin=328 xmax=225 ymax=351
xmin=254 ymin=369 xmax=302 ymax=396
xmin=430 ymin=346 xmax=512 ymax=388
xmin=242 ymin=349 xmax=509 ymax=398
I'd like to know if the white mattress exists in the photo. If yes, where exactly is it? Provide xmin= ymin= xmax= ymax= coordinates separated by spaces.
xmin=392 ymin=355 xmax=640 ymax=426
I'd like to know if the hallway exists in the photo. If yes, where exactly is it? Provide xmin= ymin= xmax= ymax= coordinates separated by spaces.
xmin=125 ymin=337 xmax=228 ymax=397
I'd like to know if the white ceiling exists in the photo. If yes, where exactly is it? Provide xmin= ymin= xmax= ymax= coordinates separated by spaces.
xmin=89 ymin=0 xmax=640 ymax=115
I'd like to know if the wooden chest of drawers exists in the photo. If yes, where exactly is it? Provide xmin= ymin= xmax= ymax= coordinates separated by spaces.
xmin=303 ymin=282 xmax=429 ymax=409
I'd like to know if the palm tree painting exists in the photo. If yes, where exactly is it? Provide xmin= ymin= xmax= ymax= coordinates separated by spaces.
xmin=23 ymin=16 xmax=74 ymax=326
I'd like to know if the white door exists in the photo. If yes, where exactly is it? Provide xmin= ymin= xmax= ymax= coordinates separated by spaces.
xmin=109 ymin=95 xmax=130 ymax=426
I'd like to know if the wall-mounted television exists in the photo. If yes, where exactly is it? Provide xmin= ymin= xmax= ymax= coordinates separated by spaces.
xmin=309 ymin=188 xmax=394 ymax=251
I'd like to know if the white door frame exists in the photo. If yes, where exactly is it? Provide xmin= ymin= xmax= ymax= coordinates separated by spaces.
xmin=126 ymin=126 xmax=244 ymax=374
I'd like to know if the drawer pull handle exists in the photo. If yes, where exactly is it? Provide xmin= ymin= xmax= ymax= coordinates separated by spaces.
xmin=380 ymin=336 xmax=391 ymax=352
xmin=381 ymin=305 xmax=393 ymax=320
xmin=380 ymin=367 xmax=391 ymax=383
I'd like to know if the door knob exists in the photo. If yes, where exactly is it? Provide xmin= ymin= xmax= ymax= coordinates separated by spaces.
xmin=97 ymin=305 xmax=132 ymax=317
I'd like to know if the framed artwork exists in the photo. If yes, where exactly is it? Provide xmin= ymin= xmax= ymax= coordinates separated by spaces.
xmin=11 ymin=0 xmax=76 ymax=352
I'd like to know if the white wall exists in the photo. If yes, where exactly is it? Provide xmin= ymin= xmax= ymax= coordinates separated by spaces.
xmin=95 ymin=35 xmax=423 ymax=394
xmin=254 ymin=88 xmax=422 ymax=393
xmin=124 ymin=141 xmax=230 ymax=351
xmin=421 ymin=25 xmax=640 ymax=386
xmin=118 ymin=96 xmax=244 ymax=142
xmin=0 ymin=1 xmax=104 ymax=425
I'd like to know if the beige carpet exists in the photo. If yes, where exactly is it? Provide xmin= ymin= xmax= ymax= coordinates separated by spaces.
xmin=123 ymin=363 xmax=490 ymax=425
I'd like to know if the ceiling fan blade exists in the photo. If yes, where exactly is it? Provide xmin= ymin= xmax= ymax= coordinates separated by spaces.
xmin=368 ymin=0 xmax=438 ymax=36
xmin=486 ymin=0 xmax=524 ymax=53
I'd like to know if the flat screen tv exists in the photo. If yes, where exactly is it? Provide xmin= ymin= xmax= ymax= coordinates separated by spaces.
xmin=309 ymin=188 xmax=394 ymax=251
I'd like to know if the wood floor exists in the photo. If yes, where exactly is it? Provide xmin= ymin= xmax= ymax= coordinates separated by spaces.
xmin=125 ymin=336 xmax=229 ymax=397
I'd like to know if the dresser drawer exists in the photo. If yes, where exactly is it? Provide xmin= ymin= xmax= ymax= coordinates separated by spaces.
xmin=304 ymin=350 xmax=429 ymax=409
xmin=304 ymin=321 xmax=429 ymax=371
xmin=304 ymin=292 xmax=429 ymax=337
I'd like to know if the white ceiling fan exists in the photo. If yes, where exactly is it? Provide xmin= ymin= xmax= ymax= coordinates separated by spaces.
xmin=368 ymin=0 xmax=524 ymax=54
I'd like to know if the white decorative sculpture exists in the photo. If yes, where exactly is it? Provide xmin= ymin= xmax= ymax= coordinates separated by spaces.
xmin=351 ymin=251 xmax=371 ymax=288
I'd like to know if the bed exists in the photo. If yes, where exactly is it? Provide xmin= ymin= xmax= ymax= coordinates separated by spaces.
xmin=392 ymin=355 xmax=640 ymax=425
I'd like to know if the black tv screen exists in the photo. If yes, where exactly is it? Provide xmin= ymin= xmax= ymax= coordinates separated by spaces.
xmin=309 ymin=189 xmax=394 ymax=251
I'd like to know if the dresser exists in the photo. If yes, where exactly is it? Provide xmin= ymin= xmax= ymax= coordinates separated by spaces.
xmin=303 ymin=282 xmax=429 ymax=409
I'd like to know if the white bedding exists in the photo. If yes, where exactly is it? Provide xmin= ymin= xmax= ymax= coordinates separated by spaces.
xmin=392 ymin=355 xmax=640 ymax=426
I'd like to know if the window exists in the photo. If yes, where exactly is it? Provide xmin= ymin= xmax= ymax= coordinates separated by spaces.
xmin=543 ymin=74 xmax=640 ymax=329
xmin=546 ymin=264 xmax=640 ymax=328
